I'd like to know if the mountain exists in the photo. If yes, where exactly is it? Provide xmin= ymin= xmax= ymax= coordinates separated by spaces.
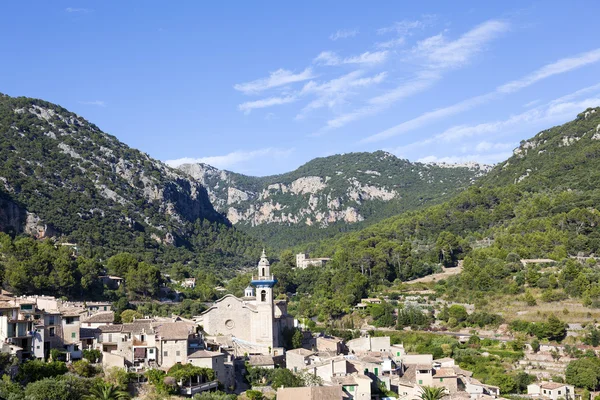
xmin=296 ymin=107 xmax=600 ymax=313
xmin=177 ymin=152 xmax=488 ymax=247
xmin=483 ymin=107 xmax=600 ymax=191
xmin=0 ymin=93 xmax=263 ymax=269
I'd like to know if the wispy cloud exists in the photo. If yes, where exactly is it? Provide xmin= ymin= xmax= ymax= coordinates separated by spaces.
xmin=361 ymin=92 xmax=496 ymax=143
xmin=330 ymin=29 xmax=359 ymax=41
xmin=65 ymin=7 xmax=91 ymax=13
xmin=368 ymin=71 xmax=440 ymax=105
xmin=376 ymin=37 xmax=406 ymax=49
xmin=324 ymin=71 xmax=440 ymax=130
xmin=166 ymin=147 xmax=294 ymax=170
xmin=363 ymin=47 xmax=600 ymax=143
xmin=297 ymin=71 xmax=387 ymax=119
xmin=313 ymin=50 xmax=388 ymax=66
xmin=411 ymin=20 xmax=509 ymax=69
xmin=523 ymin=99 xmax=541 ymax=108
xmin=375 ymin=16 xmax=435 ymax=49
xmin=377 ymin=16 xmax=435 ymax=35
xmin=238 ymin=96 xmax=296 ymax=114
xmin=239 ymin=70 xmax=388 ymax=116
xmin=324 ymin=20 xmax=509 ymax=130
xmin=78 ymin=100 xmax=106 ymax=107
xmin=498 ymin=48 xmax=600 ymax=93
xmin=234 ymin=68 xmax=315 ymax=95
xmin=391 ymin=84 xmax=600 ymax=157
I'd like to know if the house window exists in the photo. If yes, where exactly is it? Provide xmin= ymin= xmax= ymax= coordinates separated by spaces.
xmin=440 ymin=378 xmax=444 ymax=382
xmin=164 ymin=351 xmax=168 ymax=356
xmin=419 ymin=380 xmax=423 ymax=385
xmin=149 ymin=349 xmax=154 ymax=354
xmin=49 ymin=327 xmax=55 ymax=337
xmin=544 ymin=390 xmax=547 ymax=394
xmin=558 ymin=391 xmax=562 ymax=395
xmin=71 ymin=332 xmax=76 ymax=339
xmin=397 ymin=352 xmax=401 ymax=356
xmin=103 ymin=306 xmax=107 ymax=311
xmin=49 ymin=316 xmax=55 ymax=325
xmin=349 ymin=386 xmax=355 ymax=392
xmin=176 ymin=351 xmax=180 ymax=356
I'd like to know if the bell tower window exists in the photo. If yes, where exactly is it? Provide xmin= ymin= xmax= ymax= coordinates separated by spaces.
xmin=261 ymin=290 xmax=267 ymax=302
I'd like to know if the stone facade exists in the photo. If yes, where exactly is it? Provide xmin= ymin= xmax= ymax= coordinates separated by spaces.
xmin=295 ymin=253 xmax=330 ymax=269
xmin=195 ymin=251 xmax=293 ymax=355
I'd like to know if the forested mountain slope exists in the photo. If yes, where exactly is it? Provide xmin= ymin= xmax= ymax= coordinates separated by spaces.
xmin=296 ymin=108 xmax=600 ymax=311
xmin=0 ymin=93 xmax=263 ymax=270
xmin=483 ymin=108 xmax=600 ymax=191
xmin=178 ymin=152 xmax=487 ymax=248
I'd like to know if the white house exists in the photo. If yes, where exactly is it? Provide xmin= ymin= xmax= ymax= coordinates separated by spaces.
xmin=527 ymin=382 xmax=575 ymax=400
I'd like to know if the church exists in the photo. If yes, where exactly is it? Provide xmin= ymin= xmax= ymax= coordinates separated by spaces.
xmin=195 ymin=251 xmax=293 ymax=356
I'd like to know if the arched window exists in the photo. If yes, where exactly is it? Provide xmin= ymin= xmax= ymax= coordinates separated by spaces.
xmin=261 ymin=267 xmax=265 ymax=276
xmin=261 ymin=290 xmax=267 ymax=302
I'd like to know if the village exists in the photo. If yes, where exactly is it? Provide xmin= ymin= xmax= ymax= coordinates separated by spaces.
xmin=0 ymin=252 xmax=587 ymax=400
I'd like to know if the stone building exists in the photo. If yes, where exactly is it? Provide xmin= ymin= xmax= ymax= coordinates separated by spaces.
xmin=295 ymin=253 xmax=330 ymax=269
xmin=527 ymin=382 xmax=575 ymax=400
xmin=195 ymin=251 xmax=293 ymax=356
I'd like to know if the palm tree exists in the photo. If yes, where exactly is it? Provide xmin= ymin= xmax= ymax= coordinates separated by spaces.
xmin=83 ymin=382 xmax=131 ymax=400
xmin=419 ymin=386 xmax=447 ymax=400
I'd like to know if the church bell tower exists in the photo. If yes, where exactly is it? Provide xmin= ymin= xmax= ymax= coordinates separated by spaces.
xmin=250 ymin=249 xmax=278 ymax=349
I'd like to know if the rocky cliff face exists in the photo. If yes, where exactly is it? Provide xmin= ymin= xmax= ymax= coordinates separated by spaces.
xmin=178 ymin=151 xmax=487 ymax=245
xmin=483 ymin=106 xmax=600 ymax=191
xmin=0 ymin=94 xmax=224 ymax=247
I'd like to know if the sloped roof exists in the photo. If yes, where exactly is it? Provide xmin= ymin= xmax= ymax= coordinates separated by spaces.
xmin=99 ymin=324 xmax=123 ymax=333
xmin=82 ymin=311 xmax=114 ymax=324
xmin=154 ymin=322 xmax=195 ymax=340
xmin=276 ymin=386 xmax=346 ymax=400
xmin=121 ymin=320 xmax=154 ymax=334
xmin=331 ymin=375 xmax=357 ymax=386
xmin=434 ymin=368 xmax=457 ymax=378
xmin=286 ymin=348 xmax=314 ymax=356
xmin=188 ymin=349 xmax=224 ymax=359
xmin=60 ymin=307 xmax=85 ymax=317
xmin=248 ymin=355 xmax=276 ymax=366
xmin=540 ymin=382 xmax=568 ymax=390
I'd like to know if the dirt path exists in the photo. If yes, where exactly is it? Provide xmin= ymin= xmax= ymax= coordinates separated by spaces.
xmin=406 ymin=261 xmax=463 ymax=284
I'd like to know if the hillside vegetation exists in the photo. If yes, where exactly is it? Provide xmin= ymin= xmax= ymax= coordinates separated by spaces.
xmin=0 ymin=93 xmax=264 ymax=272
xmin=281 ymin=108 xmax=600 ymax=319
xmin=179 ymin=151 xmax=486 ymax=248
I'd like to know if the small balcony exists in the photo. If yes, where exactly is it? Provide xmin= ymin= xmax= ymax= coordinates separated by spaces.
xmin=132 ymin=338 xmax=148 ymax=346
xmin=251 ymin=275 xmax=277 ymax=287
xmin=180 ymin=381 xmax=219 ymax=396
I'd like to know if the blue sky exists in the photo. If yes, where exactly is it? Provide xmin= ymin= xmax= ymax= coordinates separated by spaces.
xmin=2 ymin=1 xmax=600 ymax=176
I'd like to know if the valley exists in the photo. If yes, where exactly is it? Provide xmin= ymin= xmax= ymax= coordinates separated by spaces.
xmin=1 ymin=96 xmax=600 ymax=399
